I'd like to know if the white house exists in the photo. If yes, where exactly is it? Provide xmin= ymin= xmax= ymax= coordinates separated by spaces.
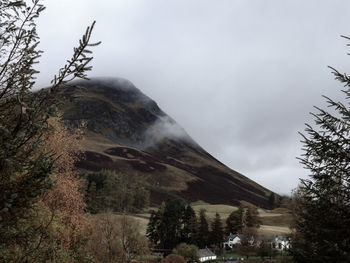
xmin=223 ymin=234 xmax=290 ymax=252
xmin=198 ymin=248 xmax=217 ymax=262
xmin=223 ymin=234 xmax=241 ymax=249
xmin=258 ymin=235 xmax=290 ymax=251
xmin=271 ymin=236 xmax=290 ymax=251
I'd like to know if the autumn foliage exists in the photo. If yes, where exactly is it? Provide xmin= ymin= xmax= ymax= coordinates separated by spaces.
xmin=40 ymin=117 xmax=87 ymax=247
xmin=0 ymin=1 xmax=99 ymax=261
xmin=84 ymin=212 xmax=149 ymax=263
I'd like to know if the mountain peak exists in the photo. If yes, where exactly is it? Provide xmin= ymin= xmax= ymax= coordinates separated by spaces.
xmin=57 ymin=77 xmax=275 ymax=208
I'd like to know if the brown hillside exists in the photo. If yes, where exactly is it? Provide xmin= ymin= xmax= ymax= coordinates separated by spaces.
xmin=57 ymin=78 xmax=275 ymax=208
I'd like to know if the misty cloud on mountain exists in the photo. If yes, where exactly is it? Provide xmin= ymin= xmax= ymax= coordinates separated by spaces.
xmin=141 ymin=116 xmax=190 ymax=149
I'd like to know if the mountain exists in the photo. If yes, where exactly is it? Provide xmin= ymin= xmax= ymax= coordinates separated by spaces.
xmin=57 ymin=78 xmax=274 ymax=208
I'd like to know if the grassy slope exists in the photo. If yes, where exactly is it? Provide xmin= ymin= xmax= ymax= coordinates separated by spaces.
xmin=77 ymin=130 xmax=274 ymax=207
xmin=58 ymin=81 xmax=276 ymax=208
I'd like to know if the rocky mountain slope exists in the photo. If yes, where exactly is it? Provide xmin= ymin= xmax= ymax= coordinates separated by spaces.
xmin=57 ymin=78 xmax=275 ymax=208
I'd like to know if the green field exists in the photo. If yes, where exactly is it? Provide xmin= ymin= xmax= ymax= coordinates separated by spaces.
xmin=191 ymin=202 xmax=238 ymax=219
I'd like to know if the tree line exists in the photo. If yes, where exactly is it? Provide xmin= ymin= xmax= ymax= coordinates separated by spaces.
xmin=146 ymin=199 xmax=261 ymax=252
xmin=85 ymin=169 xmax=150 ymax=213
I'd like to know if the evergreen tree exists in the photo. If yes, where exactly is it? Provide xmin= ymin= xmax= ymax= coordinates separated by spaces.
xmin=146 ymin=210 xmax=160 ymax=246
xmin=196 ymin=209 xmax=210 ymax=248
xmin=160 ymin=199 xmax=185 ymax=249
xmin=85 ymin=170 xmax=150 ymax=213
xmin=210 ymin=212 xmax=224 ymax=247
xmin=225 ymin=208 xmax=244 ymax=235
xmin=181 ymin=205 xmax=198 ymax=244
xmin=238 ymin=205 xmax=245 ymax=227
xmin=268 ymin=192 xmax=276 ymax=208
xmin=86 ymin=181 xmax=99 ymax=213
xmin=147 ymin=202 xmax=198 ymax=250
xmin=0 ymin=1 xmax=99 ymax=260
xmin=291 ymin=37 xmax=350 ymax=263
xmin=146 ymin=200 xmax=186 ymax=250
xmin=245 ymin=206 xmax=260 ymax=228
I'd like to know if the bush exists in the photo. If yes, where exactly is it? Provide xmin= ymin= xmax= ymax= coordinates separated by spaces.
xmin=161 ymin=254 xmax=186 ymax=263
xmin=172 ymin=243 xmax=199 ymax=262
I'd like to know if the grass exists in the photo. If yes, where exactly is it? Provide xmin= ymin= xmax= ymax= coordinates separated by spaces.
xmin=258 ymin=207 xmax=292 ymax=235
xmin=258 ymin=225 xmax=291 ymax=236
xmin=260 ymin=214 xmax=293 ymax=227
xmin=191 ymin=203 xmax=238 ymax=219
xmin=190 ymin=200 xmax=210 ymax=206
xmin=258 ymin=207 xmax=293 ymax=233
xmin=257 ymin=208 xmax=282 ymax=217
xmin=111 ymin=214 xmax=150 ymax=235
xmin=220 ymin=251 xmax=293 ymax=263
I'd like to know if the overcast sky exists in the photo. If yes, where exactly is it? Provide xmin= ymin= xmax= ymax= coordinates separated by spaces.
xmin=36 ymin=0 xmax=350 ymax=195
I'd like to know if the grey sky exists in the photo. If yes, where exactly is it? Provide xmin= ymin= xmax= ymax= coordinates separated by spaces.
xmin=36 ymin=0 xmax=350 ymax=195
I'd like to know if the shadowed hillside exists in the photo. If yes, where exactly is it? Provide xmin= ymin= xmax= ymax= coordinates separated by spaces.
xmin=57 ymin=78 xmax=275 ymax=208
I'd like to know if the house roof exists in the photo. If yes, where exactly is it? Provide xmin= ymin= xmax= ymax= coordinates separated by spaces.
xmin=258 ymin=235 xmax=289 ymax=242
xmin=276 ymin=236 xmax=289 ymax=241
xmin=227 ymin=234 xmax=239 ymax=239
xmin=198 ymin=248 xmax=216 ymax=258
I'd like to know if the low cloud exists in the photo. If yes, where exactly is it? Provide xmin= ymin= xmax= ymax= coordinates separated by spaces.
xmin=142 ymin=116 xmax=190 ymax=149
